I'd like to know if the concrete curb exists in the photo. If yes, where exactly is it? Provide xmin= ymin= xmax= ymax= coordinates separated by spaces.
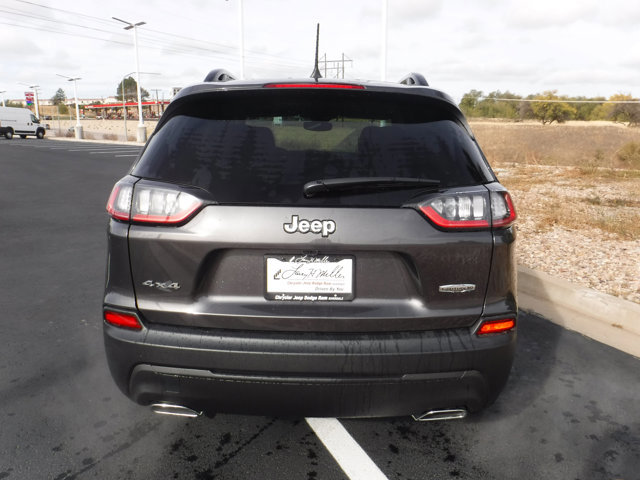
xmin=47 ymin=135 xmax=144 ymax=147
xmin=518 ymin=265 xmax=640 ymax=358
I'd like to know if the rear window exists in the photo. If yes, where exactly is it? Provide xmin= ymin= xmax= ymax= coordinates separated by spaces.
xmin=132 ymin=90 xmax=493 ymax=206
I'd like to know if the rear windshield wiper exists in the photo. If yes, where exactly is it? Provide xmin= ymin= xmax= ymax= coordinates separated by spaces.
xmin=303 ymin=177 xmax=440 ymax=198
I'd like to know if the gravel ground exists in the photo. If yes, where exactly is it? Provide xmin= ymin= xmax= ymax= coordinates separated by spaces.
xmin=497 ymin=164 xmax=640 ymax=304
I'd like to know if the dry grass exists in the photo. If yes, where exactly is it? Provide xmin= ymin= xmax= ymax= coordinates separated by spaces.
xmin=471 ymin=120 xmax=640 ymax=169
xmin=473 ymin=120 xmax=640 ymax=241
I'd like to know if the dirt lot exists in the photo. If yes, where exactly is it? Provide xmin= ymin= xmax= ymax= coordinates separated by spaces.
xmin=471 ymin=120 xmax=640 ymax=304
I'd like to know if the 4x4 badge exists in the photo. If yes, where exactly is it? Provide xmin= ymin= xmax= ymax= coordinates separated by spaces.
xmin=283 ymin=215 xmax=336 ymax=237
xmin=142 ymin=280 xmax=181 ymax=292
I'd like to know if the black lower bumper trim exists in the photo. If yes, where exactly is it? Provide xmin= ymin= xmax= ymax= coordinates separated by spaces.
xmin=130 ymin=364 xmax=488 ymax=418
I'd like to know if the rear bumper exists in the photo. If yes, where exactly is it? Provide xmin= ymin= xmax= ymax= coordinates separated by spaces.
xmin=103 ymin=315 xmax=516 ymax=418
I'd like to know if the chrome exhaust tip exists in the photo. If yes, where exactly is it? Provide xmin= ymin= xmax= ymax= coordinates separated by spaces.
xmin=150 ymin=403 xmax=202 ymax=418
xmin=411 ymin=408 xmax=468 ymax=422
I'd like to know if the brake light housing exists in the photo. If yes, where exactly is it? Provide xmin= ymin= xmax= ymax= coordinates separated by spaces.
xmin=106 ymin=179 xmax=203 ymax=225
xmin=418 ymin=190 xmax=516 ymax=230
xmin=264 ymin=83 xmax=365 ymax=90
xmin=490 ymin=191 xmax=517 ymax=228
xmin=106 ymin=183 xmax=133 ymax=221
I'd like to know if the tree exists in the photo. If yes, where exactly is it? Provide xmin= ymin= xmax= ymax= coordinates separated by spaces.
xmin=477 ymin=91 xmax=522 ymax=119
xmin=459 ymin=90 xmax=483 ymax=117
xmin=519 ymin=95 xmax=536 ymax=121
xmin=459 ymin=90 xmax=523 ymax=119
xmin=51 ymin=88 xmax=66 ymax=105
xmin=571 ymin=96 xmax=605 ymax=121
xmin=117 ymin=77 xmax=149 ymax=102
xmin=605 ymin=94 xmax=640 ymax=126
xmin=51 ymin=87 xmax=69 ymax=114
xmin=530 ymin=90 xmax=576 ymax=124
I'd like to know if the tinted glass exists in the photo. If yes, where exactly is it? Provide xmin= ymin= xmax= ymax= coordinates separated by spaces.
xmin=133 ymin=91 xmax=492 ymax=206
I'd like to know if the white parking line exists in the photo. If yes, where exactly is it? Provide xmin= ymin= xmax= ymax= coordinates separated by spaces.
xmin=89 ymin=150 xmax=141 ymax=154
xmin=49 ymin=146 xmax=105 ymax=150
xmin=306 ymin=418 xmax=389 ymax=480
xmin=68 ymin=148 xmax=136 ymax=152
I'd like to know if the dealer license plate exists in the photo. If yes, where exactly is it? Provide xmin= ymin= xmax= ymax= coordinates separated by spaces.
xmin=265 ymin=254 xmax=354 ymax=302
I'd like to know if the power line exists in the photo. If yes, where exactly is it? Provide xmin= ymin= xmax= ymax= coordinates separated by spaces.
xmin=477 ymin=97 xmax=640 ymax=104
xmin=0 ymin=20 xmax=129 ymax=47
xmin=13 ymin=0 xmax=122 ymax=26
xmin=0 ymin=19 xmax=303 ymax=71
xmin=0 ymin=7 xmax=130 ymax=39
xmin=7 ymin=0 xmax=309 ymax=68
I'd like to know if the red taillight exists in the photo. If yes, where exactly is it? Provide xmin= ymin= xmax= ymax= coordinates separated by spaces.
xmin=130 ymin=186 xmax=203 ymax=224
xmin=419 ymin=193 xmax=490 ymax=229
xmin=104 ymin=310 xmax=143 ymax=330
xmin=491 ymin=191 xmax=517 ymax=228
xmin=477 ymin=318 xmax=516 ymax=335
xmin=106 ymin=183 xmax=133 ymax=221
xmin=106 ymin=181 xmax=203 ymax=225
xmin=264 ymin=83 xmax=365 ymax=90
xmin=418 ymin=190 xmax=516 ymax=230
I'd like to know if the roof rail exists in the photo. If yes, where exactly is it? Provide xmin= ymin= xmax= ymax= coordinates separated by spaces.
xmin=399 ymin=73 xmax=429 ymax=86
xmin=204 ymin=69 xmax=237 ymax=82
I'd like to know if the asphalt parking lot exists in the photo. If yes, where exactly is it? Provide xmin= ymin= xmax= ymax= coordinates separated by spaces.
xmin=1 ymin=138 xmax=639 ymax=479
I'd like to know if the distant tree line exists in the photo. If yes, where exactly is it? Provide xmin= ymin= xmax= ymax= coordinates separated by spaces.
xmin=459 ymin=90 xmax=640 ymax=126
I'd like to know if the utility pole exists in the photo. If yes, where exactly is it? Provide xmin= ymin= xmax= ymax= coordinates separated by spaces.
xmin=150 ymin=88 xmax=162 ymax=117
xmin=238 ymin=0 xmax=245 ymax=79
xmin=318 ymin=54 xmax=353 ymax=79
xmin=381 ymin=0 xmax=388 ymax=81
xmin=341 ymin=53 xmax=346 ymax=79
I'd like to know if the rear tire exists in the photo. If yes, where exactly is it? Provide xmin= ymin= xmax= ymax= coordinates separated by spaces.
xmin=4 ymin=130 xmax=13 ymax=140
xmin=36 ymin=129 xmax=45 ymax=139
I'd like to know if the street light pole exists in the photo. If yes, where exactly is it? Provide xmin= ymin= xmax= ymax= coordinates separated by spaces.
xmin=122 ymin=76 xmax=128 ymax=141
xmin=120 ymin=71 xmax=159 ymax=142
xmin=57 ymin=74 xmax=83 ymax=139
xmin=113 ymin=17 xmax=147 ymax=143
xmin=30 ymin=85 xmax=41 ymax=119
xmin=238 ymin=0 xmax=245 ymax=79
xmin=381 ymin=0 xmax=388 ymax=81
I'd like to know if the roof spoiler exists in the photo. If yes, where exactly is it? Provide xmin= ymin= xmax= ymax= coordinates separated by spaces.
xmin=204 ymin=69 xmax=237 ymax=82
xmin=399 ymin=73 xmax=428 ymax=86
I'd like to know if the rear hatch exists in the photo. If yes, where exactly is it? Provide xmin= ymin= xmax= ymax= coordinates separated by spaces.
xmin=125 ymin=86 xmax=498 ymax=332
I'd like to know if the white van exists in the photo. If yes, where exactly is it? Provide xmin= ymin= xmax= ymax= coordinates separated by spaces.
xmin=0 ymin=107 xmax=47 ymax=139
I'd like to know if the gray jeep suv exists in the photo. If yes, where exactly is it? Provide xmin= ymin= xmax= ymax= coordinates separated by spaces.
xmin=103 ymin=70 xmax=517 ymax=419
